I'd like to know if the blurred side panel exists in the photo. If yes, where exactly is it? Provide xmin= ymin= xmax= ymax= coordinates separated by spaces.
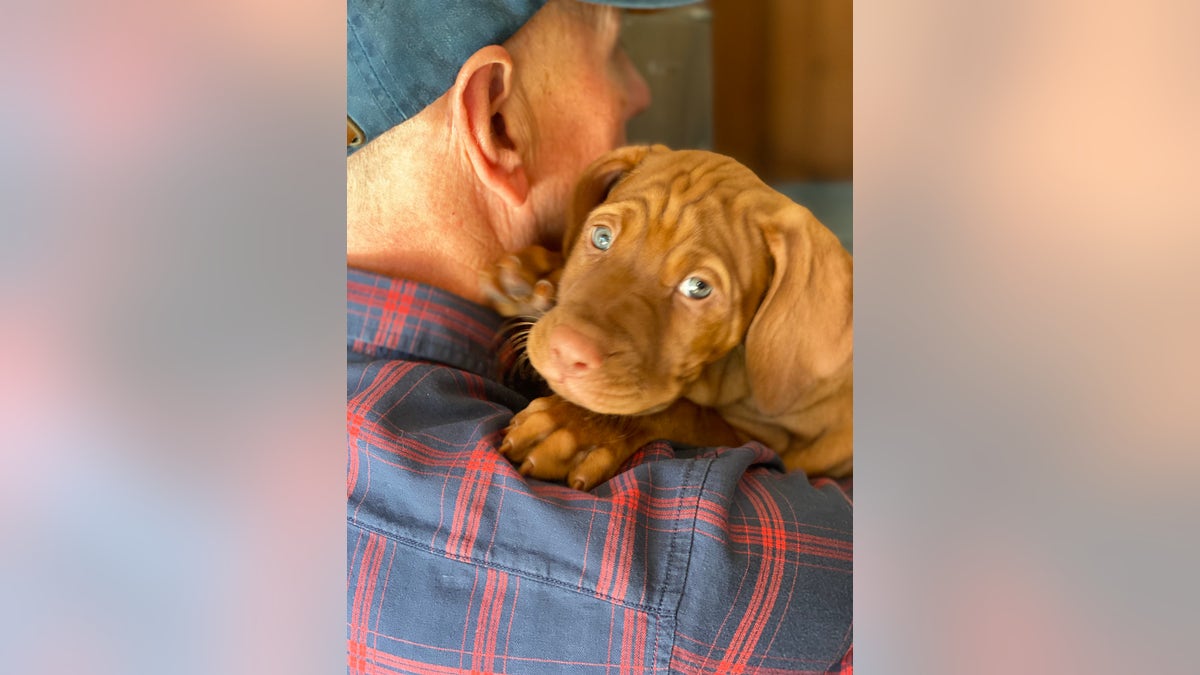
xmin=0 ymin=1 xmax=348 ymax=674
xmin=856 ymin=1 xmax=1200 ymax=673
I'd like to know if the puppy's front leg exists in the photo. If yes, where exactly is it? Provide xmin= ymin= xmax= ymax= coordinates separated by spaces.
xmin=500 ymin=395 xmax=642 ymax=491
xmin=500 ymin=396 xmax=741 ymax=491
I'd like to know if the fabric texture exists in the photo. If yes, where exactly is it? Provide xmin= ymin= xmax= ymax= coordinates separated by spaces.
xmin=346 ymin=267 xmax=853 ymax=673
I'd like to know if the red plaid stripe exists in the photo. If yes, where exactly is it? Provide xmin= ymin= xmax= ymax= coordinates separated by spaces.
xmin=446 ymin=439 xmax=499 ymax=560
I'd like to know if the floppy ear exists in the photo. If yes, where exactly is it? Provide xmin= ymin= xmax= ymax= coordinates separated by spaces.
xmin=744 ymin=202 xmax=853 ymax=416
xmin=562 ymin=144 xmax=665 ymax=255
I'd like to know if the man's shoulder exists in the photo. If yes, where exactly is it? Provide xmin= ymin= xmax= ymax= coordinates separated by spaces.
xmin=347 ymin=269 xmax=505 ymax=379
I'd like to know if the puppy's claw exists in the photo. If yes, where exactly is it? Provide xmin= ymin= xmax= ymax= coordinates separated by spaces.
xmin=531 ymin=280 xmax=556 ymax=313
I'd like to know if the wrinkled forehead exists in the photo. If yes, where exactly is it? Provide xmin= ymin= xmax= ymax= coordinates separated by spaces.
xmin=596 ymin=152 xmax=761 ymax=248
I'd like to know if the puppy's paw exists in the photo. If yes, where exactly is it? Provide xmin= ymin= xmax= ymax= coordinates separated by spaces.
xmin=480 ymin=246 xmax=562 ymax=318
xmin=500 ymin=395 xmax=642 ymax=491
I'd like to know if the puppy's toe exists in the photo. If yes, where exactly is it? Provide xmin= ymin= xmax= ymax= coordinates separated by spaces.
xmin=566 ymin=446 xmax=622 ymax=492
xmin=515 ymin=428 xmax=583 ymax=481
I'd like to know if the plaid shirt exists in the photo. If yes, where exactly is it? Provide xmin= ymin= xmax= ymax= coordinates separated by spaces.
xmin=347 ymin=268 xmax=853 ymax=674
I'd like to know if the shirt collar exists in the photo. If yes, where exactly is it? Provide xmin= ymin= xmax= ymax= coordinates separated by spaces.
xmin=347 ymin=268 xmax=504 ymax=379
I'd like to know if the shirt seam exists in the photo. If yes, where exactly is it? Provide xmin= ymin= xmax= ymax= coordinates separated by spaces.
xmin=663 ymin=456 xmax=718 ymax=674
xmin=830 ymin=623 xmax=853 ymax=672
xmin=349 ymin=517 xmax=669 ymax=615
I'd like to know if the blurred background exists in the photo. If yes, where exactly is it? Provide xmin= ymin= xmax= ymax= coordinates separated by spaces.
xmin=623 ymin=0 xmax=854 ymax=251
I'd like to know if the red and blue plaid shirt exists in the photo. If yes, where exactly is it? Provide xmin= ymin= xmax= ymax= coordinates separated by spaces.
xmin=347 ymin=268 xmax=853 ymax=674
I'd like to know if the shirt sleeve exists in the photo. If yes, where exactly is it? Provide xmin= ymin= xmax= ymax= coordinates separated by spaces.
xmin=348 ymin=356 xmax=852 ymax=673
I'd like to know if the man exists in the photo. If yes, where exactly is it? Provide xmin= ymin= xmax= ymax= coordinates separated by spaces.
xmin=346 ymin=1 xmax=853 ymax=672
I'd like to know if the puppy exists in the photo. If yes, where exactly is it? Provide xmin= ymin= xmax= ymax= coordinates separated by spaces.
xmin=483 ymin=145 xmax=852 ymax=491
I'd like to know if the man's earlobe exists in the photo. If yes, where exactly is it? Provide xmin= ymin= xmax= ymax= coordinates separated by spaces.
xmin=453 ymin=45 xmax=530 ymax=207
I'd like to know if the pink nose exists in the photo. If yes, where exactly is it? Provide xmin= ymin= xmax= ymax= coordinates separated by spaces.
xmin=548 ymin=324 xmax=603 ymax=377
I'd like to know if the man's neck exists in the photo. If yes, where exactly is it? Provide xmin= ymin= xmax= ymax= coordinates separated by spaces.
xmin=347 ymin=136 xmax=513 ymax=306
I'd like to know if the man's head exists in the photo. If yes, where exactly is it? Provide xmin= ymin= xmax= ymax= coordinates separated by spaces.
xmin=350 ymin=0 xmax=695 ymax=232
xmin=347 ymin=0 xmax=696 ymax=299
xmin=347 ymin=0 xmax=693 ymax=154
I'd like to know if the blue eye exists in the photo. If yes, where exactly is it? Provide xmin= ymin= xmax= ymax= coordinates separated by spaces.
xmin=678 ymin=276 xmax=713 ymax=299
xmin=591 ymin=225 xmax=614 ymax=250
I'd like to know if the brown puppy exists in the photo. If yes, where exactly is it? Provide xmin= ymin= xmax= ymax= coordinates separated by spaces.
xmin=484 ymin=145 xmax=853 ymax=491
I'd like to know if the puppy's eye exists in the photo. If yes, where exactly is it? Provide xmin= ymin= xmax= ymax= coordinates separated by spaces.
xmin=678 ymin=276 xmax=713 ymax=299
xmin=591 ymin=225 xmax=614 ymax=250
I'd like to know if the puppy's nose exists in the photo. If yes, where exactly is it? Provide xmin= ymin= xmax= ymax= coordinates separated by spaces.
xmin=548 ymin=324 xmax=603 ymax=376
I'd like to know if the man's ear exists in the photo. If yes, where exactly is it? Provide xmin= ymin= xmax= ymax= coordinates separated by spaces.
xmin=451 ymin=45 xmax=529 ymax=207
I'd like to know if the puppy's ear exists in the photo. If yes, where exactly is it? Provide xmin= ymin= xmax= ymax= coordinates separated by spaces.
xmin=744 ymin=202 xmax=853 ymax=416
xmin=562 ymin=144 xmax=663 ymax=254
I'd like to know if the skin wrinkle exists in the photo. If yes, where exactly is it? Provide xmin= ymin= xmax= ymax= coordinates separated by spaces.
xmin=663 ymin=191 xmax=764 ymax=360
